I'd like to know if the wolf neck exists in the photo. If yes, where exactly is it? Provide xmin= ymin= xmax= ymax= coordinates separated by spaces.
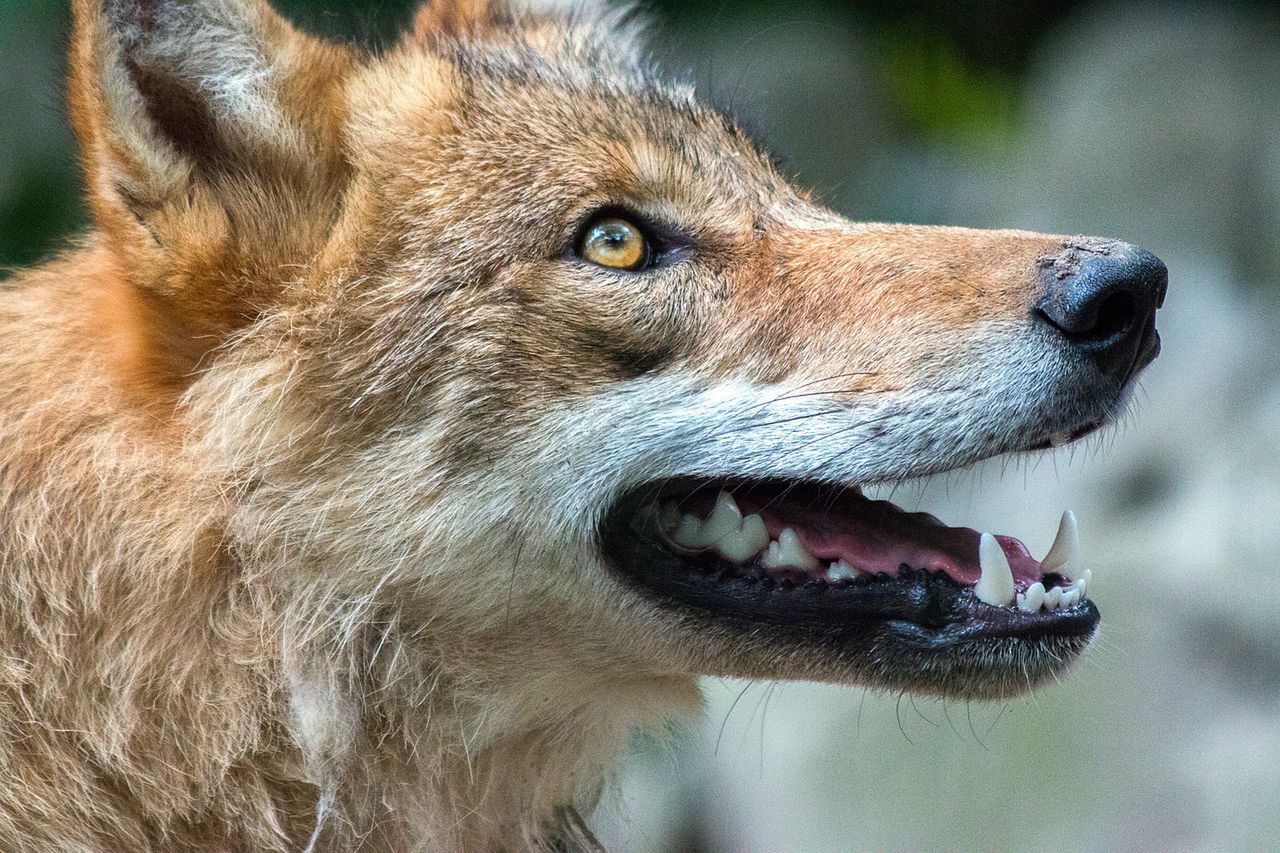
xmin=0 ymin=246 xmax=694 ymax=850
xmin=280 ymin=594 xmax=700 ymax=849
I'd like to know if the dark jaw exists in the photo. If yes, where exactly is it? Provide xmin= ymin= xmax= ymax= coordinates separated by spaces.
xmin=600 ymin=481 xmax=1100 ymax=698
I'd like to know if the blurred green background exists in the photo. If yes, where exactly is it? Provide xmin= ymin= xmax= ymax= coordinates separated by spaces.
xmin=4 ymin=1 xmax=1280 ymax=850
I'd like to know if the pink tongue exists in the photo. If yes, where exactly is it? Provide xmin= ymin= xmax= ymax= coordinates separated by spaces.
xmin=742 ymin=495 xmax=1046 ymax=587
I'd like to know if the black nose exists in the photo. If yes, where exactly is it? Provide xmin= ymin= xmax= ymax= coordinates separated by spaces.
xmin=1034 ymin=238 xmax=1167 ymax=380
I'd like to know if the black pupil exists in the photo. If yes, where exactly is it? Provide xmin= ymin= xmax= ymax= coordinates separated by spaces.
xmin=599 ymin=224 xmax=630 ymax=249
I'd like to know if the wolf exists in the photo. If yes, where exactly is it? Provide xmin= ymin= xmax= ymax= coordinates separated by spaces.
xmin=0 ymin=0 xmax=1166 ymax=848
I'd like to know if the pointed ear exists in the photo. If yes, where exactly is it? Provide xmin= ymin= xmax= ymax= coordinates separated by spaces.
xmin=68 ymin=0 xmax=355 ymax=399
xmin=70 ymin=0 xmax=354 ymax=240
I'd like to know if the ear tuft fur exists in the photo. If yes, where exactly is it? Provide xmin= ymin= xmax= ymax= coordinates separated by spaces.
xmin=68 ymin=0 xmax=356 ymax=405
xmin=410 ymin=0 xmax=649 ymax=63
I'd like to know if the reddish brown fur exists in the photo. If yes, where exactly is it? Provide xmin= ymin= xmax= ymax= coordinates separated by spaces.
xmin=0 ymin=0 xmax=1083 ymax=848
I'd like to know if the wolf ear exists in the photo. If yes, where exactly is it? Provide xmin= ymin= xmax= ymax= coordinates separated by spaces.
xmin=70 ymin=0 xmax=354 ymax=238
xmin=69 ymin=0 xmax=355 ymax=399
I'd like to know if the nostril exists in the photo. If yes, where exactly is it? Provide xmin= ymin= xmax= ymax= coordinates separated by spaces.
xmin=1085 ymin=290 xmax=1136 ymax=342
xmin=1035 ymin=288 xmax=1136 ymax=343
xmin=1034 ymin=239 xmax=1166 ymax=379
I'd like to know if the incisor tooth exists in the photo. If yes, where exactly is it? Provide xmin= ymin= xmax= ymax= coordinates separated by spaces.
xmin=762 ymin=528 xmax=820 ymax=571
xmin=1023 ymin=581 xmax=1047 ymax=612
xmin=975 ymin=533 xmax=1016 ymax=607
xmin=1042 ymin=510 xmax=1079 ymax=575
xmin=1044 ymin=587 xmax=1064 ymax=611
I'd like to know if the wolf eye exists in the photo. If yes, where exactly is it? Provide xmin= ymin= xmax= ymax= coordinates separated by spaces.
xmin=579 ymin=217 xmax=651 ymax=271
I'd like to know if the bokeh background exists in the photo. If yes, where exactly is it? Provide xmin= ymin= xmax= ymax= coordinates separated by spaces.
xmin=3 ymin=0 xmax=1279 ymax=849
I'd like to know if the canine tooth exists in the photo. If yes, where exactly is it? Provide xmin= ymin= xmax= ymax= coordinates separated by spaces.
xmin=699 ymin=491 xmax=744 ymax=546
xmin=975 ymin=533 xmax=1016 ymax=607
xmin=740 ymin=514 xmax=769 ymax=555
xmin=1061 ymin=588 xmax=1080 ymax=609
xmin=825 ymin=560 xmax=858 ymax=583
xmin=672 ymin=514 xmax=704 ymax=548
xmin=1044 ymin=586 xmax=1064 ymax=611
xmin=762 ymin=528 xmax=820 ymax=571
xmin=1018 ymin=578 xmax=1049 ymax=612
xmin=1078 ymin=568 xmax=1093 ymax=596
xmin=1042 ymin=510 xmax=1079 ymax=575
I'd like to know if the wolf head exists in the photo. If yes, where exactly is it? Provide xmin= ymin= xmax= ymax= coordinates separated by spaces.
xmin=71 ymin=0 xmax=1163 ymax=769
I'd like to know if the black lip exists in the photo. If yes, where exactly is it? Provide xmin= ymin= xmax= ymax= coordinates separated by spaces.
xmin=599 ymin=480 xmax=1100 ymax=693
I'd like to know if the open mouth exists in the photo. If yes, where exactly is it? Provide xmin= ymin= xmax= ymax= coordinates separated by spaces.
xmin=600 ymin=477 xmax=1100 ymax=698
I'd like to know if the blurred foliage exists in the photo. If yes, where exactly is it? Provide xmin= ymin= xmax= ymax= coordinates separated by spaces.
xmin=876 ymin=26 xmax=1019 ymax=151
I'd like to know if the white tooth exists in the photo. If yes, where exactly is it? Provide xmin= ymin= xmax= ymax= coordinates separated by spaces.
xmin=1016 ymin=592 xmax=1030 ymax=612
xmin=1061 ymin=588 xmax=1080 ymax=609
xmin=672 ymin=514 xmax=704 ymax=548
xmin=762 ymin=528 xmax=820 ymax=571
xmin=1050 ymin=431 xmax=1072 ymax=448
xmin=975 ymin=533 xmax=1016 ymax=607
xmin=699 ymin=491 xmax=744 ymax=546
xmin=739 ymin=514 xmax=769 ymax=555
xmin=825 ymin=560 xmax=858 ymax=583
xmin=1041 ymin=510 xmax=1079 ymax=575
xmin=658 ymin=502 xmax=681 ymax=532
xmin=1022 ymin=581 xmax=1047 ymax=612
xmin=1044 ymin=586 xmax=1064 ymax=611
xmin=1078 ymin=568 xmax=1093 ymax=597
xmin=715 ymin=527 xmax=759 ymax=563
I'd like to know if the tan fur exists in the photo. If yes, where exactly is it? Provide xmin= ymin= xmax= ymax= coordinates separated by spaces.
xmin=0 ymin=0 xmax=1084 ymax=848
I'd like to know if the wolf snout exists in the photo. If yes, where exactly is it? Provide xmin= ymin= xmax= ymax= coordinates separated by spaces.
xmin=1034 ymin=238 xmax=1167 ymax=380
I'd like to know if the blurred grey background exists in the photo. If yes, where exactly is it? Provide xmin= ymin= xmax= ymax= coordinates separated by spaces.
xmin=3 ymin=0 xmax=1278 ymax=849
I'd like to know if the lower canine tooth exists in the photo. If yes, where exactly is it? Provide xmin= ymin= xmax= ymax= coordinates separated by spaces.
xmin=762 ymin=528 xmax=819 ymax=571
xmin=975 ymin=533 xmax=1016 ymax=607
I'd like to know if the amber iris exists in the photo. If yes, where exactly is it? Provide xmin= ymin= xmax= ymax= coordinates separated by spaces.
xmin=580 ymin=217 xmax=649 ymax=271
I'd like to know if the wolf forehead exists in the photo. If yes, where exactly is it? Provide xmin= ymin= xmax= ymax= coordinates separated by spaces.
xmin=355 ymin=11 xmax=794 ymax=235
